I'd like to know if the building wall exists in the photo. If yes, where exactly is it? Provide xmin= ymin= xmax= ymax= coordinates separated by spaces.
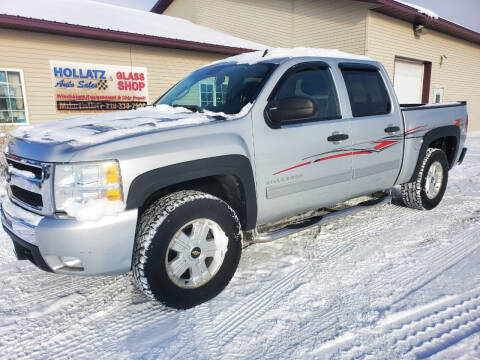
xmin=196 ymin=0 xmax=294 ymax=48
xmin=163 ymin=0 xmax=197 ymax=22
xmin=293 ymin=0 xmax=370 ymax=55
xmin=0 ymin=28 xmax=223 ymax=125
xmin=366 ymin=11 xmax=480 ymax=131
xmin=164 ymin=0 xmax=372 ymax=54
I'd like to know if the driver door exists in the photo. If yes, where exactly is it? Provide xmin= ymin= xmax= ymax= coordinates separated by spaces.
xmin=252 ymin=62 xmax=353 ymax=225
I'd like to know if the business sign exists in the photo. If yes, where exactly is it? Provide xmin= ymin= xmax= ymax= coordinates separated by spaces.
xmin=50 ymin=60 xmax=149 ymax=112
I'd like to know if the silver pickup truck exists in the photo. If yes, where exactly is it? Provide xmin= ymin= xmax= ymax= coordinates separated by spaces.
xmin=1 ymin=49 xmax=468 ymax=309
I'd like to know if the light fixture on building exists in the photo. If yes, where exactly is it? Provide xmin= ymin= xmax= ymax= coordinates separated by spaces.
xmin=440 ymin=55 xmax=448 ymax=67
xmin=413 ymin=23 xmax=424 ymax=37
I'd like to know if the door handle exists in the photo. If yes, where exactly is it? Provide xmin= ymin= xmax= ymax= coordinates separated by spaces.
xmin=384 ymin=126 xmax=400 ymax=133
xmin=327 ymin=133 xmax=349 ymax=142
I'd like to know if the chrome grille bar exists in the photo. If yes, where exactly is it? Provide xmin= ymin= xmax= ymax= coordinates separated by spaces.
xmin=4 ymin=154 xmax=54 ymax=216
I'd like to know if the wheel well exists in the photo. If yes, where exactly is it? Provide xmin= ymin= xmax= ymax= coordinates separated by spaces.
xmin=427 ymin=136 xmax=457 ymax=168
xmin=140 ymin=175 xmax=248 ymax=230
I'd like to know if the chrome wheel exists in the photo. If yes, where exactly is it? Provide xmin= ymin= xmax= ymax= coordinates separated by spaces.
xmin=165 ymin=219 xmax=229 ymax=289
xmin=425 ymin=161 xmax=443 ymax=199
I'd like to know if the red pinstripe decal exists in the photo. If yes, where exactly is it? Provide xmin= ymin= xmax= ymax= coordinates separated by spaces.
xmin=373 ymin=140 xmax=398 ymax=150
xmin=405 ymin=126 xmax=425 ymax=134
xmin=314 ymin=151 xmax=371 ymax=163
xmin=273 ymin=161 xmax=311 ymax=176
xmin=272 ymin=138 xmax=401 ymax=175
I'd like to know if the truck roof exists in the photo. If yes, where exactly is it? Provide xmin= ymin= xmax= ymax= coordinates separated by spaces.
xmin=208 ymin=47 xmax=372 ymax=67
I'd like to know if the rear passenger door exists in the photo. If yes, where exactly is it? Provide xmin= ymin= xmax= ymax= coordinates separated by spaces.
xmin=339 ymin=63 xmax=404 ymax=196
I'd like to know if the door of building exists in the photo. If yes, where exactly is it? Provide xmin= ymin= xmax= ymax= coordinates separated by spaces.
xmin=393 ymin=59 xmax=424 ymax=104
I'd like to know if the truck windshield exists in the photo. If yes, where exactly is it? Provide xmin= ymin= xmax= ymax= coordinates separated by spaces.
xmin=154 ymin=63 xmax=275 ymax=114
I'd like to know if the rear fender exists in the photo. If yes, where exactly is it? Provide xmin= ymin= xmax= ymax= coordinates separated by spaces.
xmin=408 ymin=125 xmax=460 ymax=183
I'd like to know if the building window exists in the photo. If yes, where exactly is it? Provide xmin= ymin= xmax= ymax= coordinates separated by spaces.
xmin=0 ymin=69 xmax=28 ymax=124
xmin=200 ymin=83 xmax=214 ymax=107
xmin=199 ymin=77 xmax=228 ymax=109
xmin=215 ymin=83 xmax=227 ymax=106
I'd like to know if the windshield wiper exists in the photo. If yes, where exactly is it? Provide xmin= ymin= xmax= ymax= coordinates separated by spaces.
xmin=172 ymin=104 xmax=203 ymax=113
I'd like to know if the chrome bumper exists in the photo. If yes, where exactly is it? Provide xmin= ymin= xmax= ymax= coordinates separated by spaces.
xmin=1 ymin=197 xmax=138 ymax=275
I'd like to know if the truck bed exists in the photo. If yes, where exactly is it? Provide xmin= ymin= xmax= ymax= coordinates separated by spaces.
xmin=394 ymin=100 xmax=468 ymax=186
xmin=400 ymin=101 xmax=467 ymax=111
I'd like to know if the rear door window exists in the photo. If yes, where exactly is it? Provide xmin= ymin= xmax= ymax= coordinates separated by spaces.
xmin=341 ymin=68 xmax=391 ymax=117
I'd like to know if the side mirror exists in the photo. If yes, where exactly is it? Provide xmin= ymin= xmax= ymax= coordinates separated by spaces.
xmin=266 ymin=96 xmax=316 ymax=125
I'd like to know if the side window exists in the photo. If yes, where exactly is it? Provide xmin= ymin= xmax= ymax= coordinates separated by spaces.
xmin=341 ymin=68 xmax=391 ymax=117
xmin=268 ymin=66 xmax=341 ymax=125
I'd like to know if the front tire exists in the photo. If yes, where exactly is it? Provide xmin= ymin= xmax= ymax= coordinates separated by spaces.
xmin=133 ymin=190 xmax=242 ymax=309
xmin=401 ymin=148 xmax=449 ymax=210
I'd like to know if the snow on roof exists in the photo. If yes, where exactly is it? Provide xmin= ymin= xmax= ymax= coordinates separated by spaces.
xmin=394 ymin=0 xmax=439 ymax=19
xmin=0 ymin=0 xmax=265 ymax=51
xmin=209 ymin=47 xmax=370 ymax=66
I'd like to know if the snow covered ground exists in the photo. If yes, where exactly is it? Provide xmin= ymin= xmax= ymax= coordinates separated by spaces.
xmin=1 ymin=134 xmax=480 ymax=360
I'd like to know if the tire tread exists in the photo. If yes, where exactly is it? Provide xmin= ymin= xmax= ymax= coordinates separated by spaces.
xmin=401 ymin=148 xmax=444 ymax=210
xmin=132 ymin=190 xmax=241 ymax=304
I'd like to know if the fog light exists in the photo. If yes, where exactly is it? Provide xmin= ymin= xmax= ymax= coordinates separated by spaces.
xmin=60 ymin=256 xmax=83 ymax=269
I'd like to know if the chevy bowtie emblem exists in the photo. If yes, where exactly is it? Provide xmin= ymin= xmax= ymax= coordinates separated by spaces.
xmin=190 ymin=247 xmax=202 ymax=258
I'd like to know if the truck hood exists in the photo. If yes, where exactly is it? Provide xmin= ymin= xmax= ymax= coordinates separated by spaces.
xmin=7 ymin=104 xmax=251 ymax=162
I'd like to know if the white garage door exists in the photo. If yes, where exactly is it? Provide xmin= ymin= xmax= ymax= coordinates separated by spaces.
xmin=393 ymin=59 xmax=424 ymax=104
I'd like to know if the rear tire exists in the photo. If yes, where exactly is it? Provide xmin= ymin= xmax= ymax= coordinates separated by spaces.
xmin=132 ymin=190 xmax=242 ymax=309
xmin=401 ymin=148 xmax=449 ymax=210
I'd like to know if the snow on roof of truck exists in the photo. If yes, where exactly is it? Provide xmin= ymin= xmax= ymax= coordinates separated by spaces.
xmin=208 ymin=48 xmax=371 ymax=66
xmin=0 ymin=0 xmax=265 ymax=53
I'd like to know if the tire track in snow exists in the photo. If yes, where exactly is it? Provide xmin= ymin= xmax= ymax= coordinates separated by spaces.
xmin=47 ymin=298 xmax=178 ymax=360
xmin=1 ymin=275 xmax=180 ymax=360
xmin=246 ymin=200 xmax=480 ymax=359
xmin=319 ymin=287 xmax=480 ymax=359
xmin=186 ymin=265 xmax=309 ymax=359
xmin=217 ymin=266 xmax=308 ymax=339
xmin=307 ymin=224 xmax=480 ymax=359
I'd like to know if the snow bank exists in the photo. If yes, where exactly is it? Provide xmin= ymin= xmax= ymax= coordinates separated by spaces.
xmin=395 ymin=0 xmax=439 ymax=19
xmin=11 ymin=103 xmax=252 ymax=147
xmin=209 ymin=47 xmax=370 ymax=66
xmin=63 ymin=198 xmax=125 ymax=222
xmin=0 ymin=0 xmax=265 ymax=50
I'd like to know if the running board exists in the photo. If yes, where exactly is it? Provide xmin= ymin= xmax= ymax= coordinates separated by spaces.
xmin=253 ymin=195 xmax=392 ymax=243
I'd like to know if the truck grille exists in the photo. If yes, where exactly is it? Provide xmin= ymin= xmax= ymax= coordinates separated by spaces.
xmin=10 ymin=185 xmax=43 ymax=207
xmin=4 ymin=154 xmax=54 ymax=215
xmin=6 ymin=158 xmax=43 ymax=179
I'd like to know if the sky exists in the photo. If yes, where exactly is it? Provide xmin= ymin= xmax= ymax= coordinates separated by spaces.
xmin=93 ymin=0 xmax=480 ymax=33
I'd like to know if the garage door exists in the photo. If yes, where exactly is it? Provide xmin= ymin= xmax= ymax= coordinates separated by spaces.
xmin=393 ymin=59 xmax=424 ymax=104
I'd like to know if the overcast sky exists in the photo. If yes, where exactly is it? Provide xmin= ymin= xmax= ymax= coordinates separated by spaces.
xmin=94 ymin=0 xmax=480 ymax=33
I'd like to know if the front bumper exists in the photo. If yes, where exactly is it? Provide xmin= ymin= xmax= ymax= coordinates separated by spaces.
xmin=1 ymin=197 xmax=138 ymax=275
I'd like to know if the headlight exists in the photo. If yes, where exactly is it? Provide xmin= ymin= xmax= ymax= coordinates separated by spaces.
xmin=54 ymin=160 xmax=123 ymax=212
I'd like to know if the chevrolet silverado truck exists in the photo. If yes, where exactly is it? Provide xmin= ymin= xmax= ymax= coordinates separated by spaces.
xmin=1 ymin=49 xmax=468 ymax=309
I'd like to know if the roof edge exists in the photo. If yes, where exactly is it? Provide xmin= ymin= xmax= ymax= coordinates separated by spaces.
xmin=0 ymin=14 xmax=255 ymax=55
xmin=357 ymin=0 xmax=480 ymax=45
xmin=150 ymin=0 xmax=480 ymax=46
